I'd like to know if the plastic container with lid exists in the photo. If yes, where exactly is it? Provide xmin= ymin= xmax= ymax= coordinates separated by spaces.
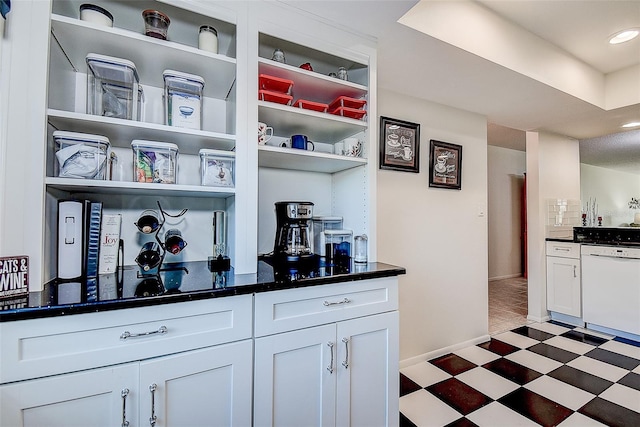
xmin=86 ymin=53 xmax=141 ymax=121
xmin=324 ymin=229 xmax=353 ymax=264
xmin=54 ymin=131 xmax=110 ymax=180
xmin=79 ymin=4 xmax=113 ymax=27
xmin=131 ymin=140 xmax=178 ymax=184
xmin=312 ymin=216 xmax=343 ymax=256
xmin=198 ymin=25 xmax=218 ymax=53
xmin=142 ymin=9 xmax=170 ymax=40
xmin=163 ymin=70 xmax=205 ymax=130
xmin=199 ymin=149 xmax=235 ymax=187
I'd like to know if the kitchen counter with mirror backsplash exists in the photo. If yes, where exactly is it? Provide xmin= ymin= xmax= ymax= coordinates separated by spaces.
xmin=546 ymin=226 xmax=640 ymax=246
xmin=0 ymin=260 xmax=405 ymax=321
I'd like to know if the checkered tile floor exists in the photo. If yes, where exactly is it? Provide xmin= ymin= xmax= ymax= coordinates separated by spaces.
xmin=400 ymin=321 xmax=640 ymax=427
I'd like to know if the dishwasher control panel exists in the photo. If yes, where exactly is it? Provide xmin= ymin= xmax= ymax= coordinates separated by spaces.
xmin=581 ymin=244 xmax=640 ymax=258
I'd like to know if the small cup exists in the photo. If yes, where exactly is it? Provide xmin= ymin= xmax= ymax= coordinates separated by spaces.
xmin=343 ymin=138 xmax=362 ymax=157
xmin=258 ymin=122 xmax=273 ymax=145
xmin=290 ymin=134 xmax=314 ymax=151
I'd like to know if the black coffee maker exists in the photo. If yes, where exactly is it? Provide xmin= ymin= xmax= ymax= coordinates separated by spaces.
xmin=273 ymin=201 xmax=315 ymax=263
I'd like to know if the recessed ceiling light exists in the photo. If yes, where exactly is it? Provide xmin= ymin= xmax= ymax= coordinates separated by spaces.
xmin=609 ymin=28 xmax=639 ymax=44
xmin=622 ymin=122 xmax=640 ymax=128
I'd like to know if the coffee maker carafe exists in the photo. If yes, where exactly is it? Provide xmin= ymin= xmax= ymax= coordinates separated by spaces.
xmin=274 ymin=201 xmax=315 ymax=262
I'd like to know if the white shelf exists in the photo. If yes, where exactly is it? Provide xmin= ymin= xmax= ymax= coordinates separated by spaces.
xmin=259 ymin=59 xmax=368 ymax=103
xmin=258 ymin=102 xmax=367 ymax=143
xmin=48 ymin=109 xmax=236 ymax=153
xmin=258 ymin=145 xmax=366 ymax=173
xmin=51 ymin=14 xmax=236 ymax=100
xmin=46 ymin=177 xmax=235 ymax=198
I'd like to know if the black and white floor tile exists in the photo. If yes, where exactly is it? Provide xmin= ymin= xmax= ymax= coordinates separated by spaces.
xmin=400 ymin=321 xmax=640 ymax=427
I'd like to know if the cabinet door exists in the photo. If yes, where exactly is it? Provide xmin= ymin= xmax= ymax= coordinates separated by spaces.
xmin=546 ymin=256 xmax=581 ymax=317
xmin=138 ymin=340 xmax=253 ymax=427
xmin=254 ymin=324 xmax=337 ymax=427
xmin=0 ymin=363 xmax=138 ymax=427
xmin=336 ymin=311 xmax=399 ymax=427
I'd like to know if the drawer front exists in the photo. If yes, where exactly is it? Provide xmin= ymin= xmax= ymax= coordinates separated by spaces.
xmin=0 ymin=295 xmax=253 ymax=383
xmin=546 ymin=241 xmax=580 ymax=259
xmin=254 ymin=277 xmax=399 ymax=337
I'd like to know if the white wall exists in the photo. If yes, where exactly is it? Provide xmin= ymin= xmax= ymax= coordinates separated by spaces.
xmin=377 ymin=88 xmax=488 ymax=363
xmin=580 ymin=164 xmax=640 ymax=226
xmin=526 ymin=131 xmax=580 ymax=322
xmin=488 ymin=146 xmax=525 ymax=280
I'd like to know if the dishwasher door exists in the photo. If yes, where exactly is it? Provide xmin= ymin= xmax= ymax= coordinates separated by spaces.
xmin=581 ymin=246 xmax=640 ymax=335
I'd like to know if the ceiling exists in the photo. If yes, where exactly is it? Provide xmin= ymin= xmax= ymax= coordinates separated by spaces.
xmin=280 ymin=0 xmax=640 ymax=174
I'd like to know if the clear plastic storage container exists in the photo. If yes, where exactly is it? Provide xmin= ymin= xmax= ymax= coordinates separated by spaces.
xmin=163 ymin=70 xmax=205 ymax=130
xmin=199 ymin=149 xmax=235 ymax=187
xmin=131 ymin=140 xmax=178 ymax=184
xmin=323 ymin=229 xmax=352 ymax=264
xmin=86 ymin=53 xmax=141 ymax=120
xmin=312 ymin=216 xmax=343 ymax=256
xmin=54 ymin=130 xmax=110 ymax=180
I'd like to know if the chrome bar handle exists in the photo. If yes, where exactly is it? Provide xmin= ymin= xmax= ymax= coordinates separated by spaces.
xmin=342 ymin=337 xmax=350 ymax=369
xmin=149 ymin=383 xmax=157 ymax=426
xmin=121 ymin=388 xmax=130 ymax=427
xmin=121 ymin=326 xmax=168 ymax=340
xmin=573 ymin=265 xmax=577 ymax=278
xmin=323 ymin=298 xmax=351 ymax=307
xmin=327 ymin=342 xmax=335 ymax=374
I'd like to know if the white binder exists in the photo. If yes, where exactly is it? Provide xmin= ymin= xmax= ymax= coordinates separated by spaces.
xmin=57 ymin=200 xmax=84 ymax=279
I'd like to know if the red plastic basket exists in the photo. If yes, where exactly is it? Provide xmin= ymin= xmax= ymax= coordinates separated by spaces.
xmin=328 ymin=96 xmax=367 ymax=111
xmin=329 ymin=106 xmax=367 ymax=120
xmin=293 ymin=99 xmax=329 ymax=113
xmin=259 ymin=90 xmax=293 ymax=105
xmin=259 ymin=74 xmax=294 ymax=94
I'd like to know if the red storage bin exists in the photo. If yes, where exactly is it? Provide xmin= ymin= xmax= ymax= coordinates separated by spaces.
xmin=293 ymin=99 xmax=329 ymax=113
xmin=328 ymin=96 xmax=367 ymax=111
xmin=259 ymin=90 xmax=293 ymax=105
xmin=259 ymin=74 xmax=294 ymax=94
xmin=329 ymin=106 xmax=367 ymax=120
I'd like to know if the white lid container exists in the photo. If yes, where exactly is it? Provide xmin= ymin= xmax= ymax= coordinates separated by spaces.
xmin=131 ymin=140 xmax=178 ymax=184
xmin=312 ymin=216 xmax=343 ymax=256
xmin=54 ymin=130 xmax=110 ymax=180
xmin=79 ymin=4 xmax=114 ymax=27
xmin=163 ymin=70 xmax=205 ymax=130
xmin=86 ymin=53 xmax=141 ymax=120
xmin=199 ymin=149 xmax=235 ymax=187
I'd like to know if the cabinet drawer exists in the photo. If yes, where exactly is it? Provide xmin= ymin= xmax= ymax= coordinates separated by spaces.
xmin=546 ymin=241 xmax=580 ymax=259
xmin=0 ymin=295 xmax=253 ymax=383
xmin=254 ymin=277 xmax=398 ymax=337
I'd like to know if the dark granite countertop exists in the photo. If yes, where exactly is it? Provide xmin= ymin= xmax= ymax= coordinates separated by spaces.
xmin=0 ymin=259 xmax=406 ymax=322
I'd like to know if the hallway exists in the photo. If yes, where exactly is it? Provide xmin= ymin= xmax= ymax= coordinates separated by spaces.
xmin=489 ymin=276 xmax=529 ymax=335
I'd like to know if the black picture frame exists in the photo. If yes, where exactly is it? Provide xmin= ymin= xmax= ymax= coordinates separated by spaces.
xmin=428 ymin=140 xmax=462 ymax=190
xmin=379 ymin=116 xmax=420 ymax=173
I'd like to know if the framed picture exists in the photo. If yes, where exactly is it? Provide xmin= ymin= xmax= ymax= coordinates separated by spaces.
xmin=379 ymin=116 xmax=420 ymax=173
xmin=429 ymin=140 xmax=462 ymax=190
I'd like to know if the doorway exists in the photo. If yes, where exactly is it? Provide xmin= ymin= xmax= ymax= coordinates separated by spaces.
xmin=487 ymin=140 xmax=528 ymax=334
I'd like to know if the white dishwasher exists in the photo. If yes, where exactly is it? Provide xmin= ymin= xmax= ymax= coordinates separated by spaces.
xmin=581 ymin=245 xmax=640 ymax=336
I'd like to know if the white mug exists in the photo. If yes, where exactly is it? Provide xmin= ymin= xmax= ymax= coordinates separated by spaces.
xmin=343 ymin=138 xmax=362 ymax=157
xmin=258 ymin=122 xmax=273 ymax=145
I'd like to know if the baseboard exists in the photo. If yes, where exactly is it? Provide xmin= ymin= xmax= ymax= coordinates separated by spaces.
xmin=488 ymin=273 xmax=523 ymax=281
xmin=527 ymin=313 xmax=551 ymax=323
xmin=399 ymin=334 xmax=491 ymax=369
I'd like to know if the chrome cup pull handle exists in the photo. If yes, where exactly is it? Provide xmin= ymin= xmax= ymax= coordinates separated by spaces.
xmin=121 ymin=325 xmax=168 ymax=340
xmin=149 ymin=383 xmax=157 ymax=426
xmin=323 ymin=298 xmax=351 ymax=307
xmin=342 ymin=337 xmax=350 ymax=369
xmin=121 ymin=388 xmax=130 ymax=427
xmin=327 ymin=342 xmax=335 ymax=374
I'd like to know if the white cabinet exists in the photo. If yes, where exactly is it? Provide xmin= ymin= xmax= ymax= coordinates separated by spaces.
xmin=0 ymin=296 xmax=254 ymax=426
xmin=0 ymin=342 xmax=253 ymax=427
xmin=253 ymin=278 xmax=399 ymax=427
xmin=546 ymin=241 xmax=581 ymax=317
